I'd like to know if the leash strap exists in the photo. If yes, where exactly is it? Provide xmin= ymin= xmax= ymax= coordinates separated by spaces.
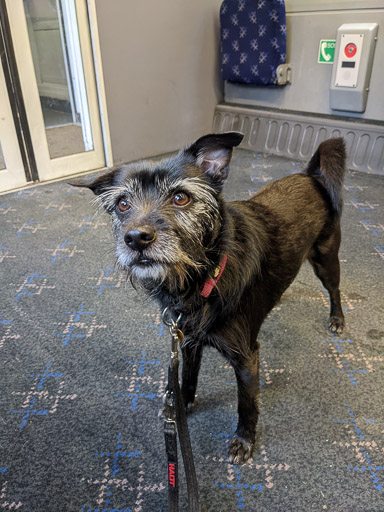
xmin=163 ymin=308 xmax=199 ymax=512
xmin=164 ymin=386 xmax=178 ymax=511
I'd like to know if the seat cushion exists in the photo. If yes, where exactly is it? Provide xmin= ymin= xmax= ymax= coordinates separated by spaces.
xmin=220 ymin=0 xmax=287 ymax=85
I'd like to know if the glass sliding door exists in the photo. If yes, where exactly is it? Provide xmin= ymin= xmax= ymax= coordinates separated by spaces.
xmin=5 ymin=0 xmax=105 ymax=184
xmin=23 ymin=0 xmax=94 ymax=159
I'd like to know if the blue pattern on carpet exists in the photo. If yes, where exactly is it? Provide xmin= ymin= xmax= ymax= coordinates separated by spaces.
xmin=0 ymin=149 xmax=383 ymax=511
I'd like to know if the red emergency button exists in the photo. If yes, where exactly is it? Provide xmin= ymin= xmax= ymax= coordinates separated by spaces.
xmin=344 ymin=42 xmax=357 ymax=58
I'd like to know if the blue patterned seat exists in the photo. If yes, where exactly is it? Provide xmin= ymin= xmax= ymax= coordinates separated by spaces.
xmin=220 ymin=0 xmax=287 ymax=85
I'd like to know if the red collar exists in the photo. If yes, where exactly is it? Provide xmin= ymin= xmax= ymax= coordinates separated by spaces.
xmin=200 ymin=255 xmax=228 ymax=298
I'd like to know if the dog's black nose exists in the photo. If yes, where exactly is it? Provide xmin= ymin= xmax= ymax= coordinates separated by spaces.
xmin=124 ymin=227 xmax=157 ymax=251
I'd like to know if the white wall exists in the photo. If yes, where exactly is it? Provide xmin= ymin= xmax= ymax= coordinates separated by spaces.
xmin=95 ymin=0 xmax=223 ymax=165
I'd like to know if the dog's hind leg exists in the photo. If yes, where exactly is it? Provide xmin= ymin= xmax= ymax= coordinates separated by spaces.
xmin=181 ymin=342 xmax=203 ymax=412
xmin=309 ymin=224 xmax=345 ymax=334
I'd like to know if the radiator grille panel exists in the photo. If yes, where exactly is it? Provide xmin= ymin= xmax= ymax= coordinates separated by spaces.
xmin=213 ymin=104 xmax=384 ymax=174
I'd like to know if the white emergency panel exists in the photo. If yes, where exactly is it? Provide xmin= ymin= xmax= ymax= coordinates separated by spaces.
xmin=330 ymin=23 xmax=378 ymax=113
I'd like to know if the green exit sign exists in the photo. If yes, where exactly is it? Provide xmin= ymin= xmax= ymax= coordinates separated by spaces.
xmin=318 ymin=40 xmax=336 ymax=63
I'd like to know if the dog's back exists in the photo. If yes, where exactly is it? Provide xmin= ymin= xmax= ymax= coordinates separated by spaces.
xmin=245 ymin=138 xmax=346 ymax=259
xmin=237 ymin=137 xmax=346 ymax=334
xmin=250 ymin=138 xmax=346 ymax=219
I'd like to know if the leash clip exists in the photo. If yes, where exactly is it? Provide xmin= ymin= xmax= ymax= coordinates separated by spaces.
xmin=162 ymin=307 xmax=184 ymax=358
xmin=162 ymin=306 xmax=182 ymax=330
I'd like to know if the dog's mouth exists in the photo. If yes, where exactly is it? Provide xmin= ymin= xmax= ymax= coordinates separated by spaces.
xmin=136 ymin=258 xmax=152 ymax=266
xmin=135 ymin=254 xmax=168 ymax=266
xmin=122 ymin=254 xmax=170 ymax=284
xmin=130 ymin=256 xmax=166 ymax=271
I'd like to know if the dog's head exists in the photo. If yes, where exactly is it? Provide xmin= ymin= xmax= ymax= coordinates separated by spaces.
xmin=70 ymin=132 xmax=243 ymax=291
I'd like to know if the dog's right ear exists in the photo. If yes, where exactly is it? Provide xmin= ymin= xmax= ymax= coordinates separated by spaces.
xmin=68 ymin=169 xmax=117 ymax=196
xmin=185 ymin=132 xmax=244 ymax=187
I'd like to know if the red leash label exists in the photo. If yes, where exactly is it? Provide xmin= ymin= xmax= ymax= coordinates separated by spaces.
xmin=168 ymin=463 xmax=176 ymax=487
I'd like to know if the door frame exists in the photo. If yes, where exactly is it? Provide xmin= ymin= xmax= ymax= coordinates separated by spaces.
xmin=0 ymin=0 xmax=38 ymax=192
xmin=86 ymin=0 xmax=113 ymax=169
xmin=0 ymin=56 xmax=29 ymax=191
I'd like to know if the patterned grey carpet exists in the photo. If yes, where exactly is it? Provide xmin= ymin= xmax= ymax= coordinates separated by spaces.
xmin=0 ymin=148 xmax=383 ymax=511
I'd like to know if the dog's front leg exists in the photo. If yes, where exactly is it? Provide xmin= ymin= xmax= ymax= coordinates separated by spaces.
xmin=229 ymin=350 xmax=259 ymax=464
xmin=181 ymin=341 xmax=203 ymax=412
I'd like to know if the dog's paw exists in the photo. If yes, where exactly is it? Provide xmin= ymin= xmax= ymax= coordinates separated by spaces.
xmin=186 ymin=401 xmax=194 ymax=415
xmin=228 ymin=436 xmax=254 ymax=465
xmin=329 ymin=315 xmax=345 ymax=334
xmin=185 ymin=395 xmax=199 ymax=415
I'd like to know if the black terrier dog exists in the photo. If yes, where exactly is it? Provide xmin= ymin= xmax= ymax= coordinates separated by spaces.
xmin=71 ymin=132 xmax=346 ymax=464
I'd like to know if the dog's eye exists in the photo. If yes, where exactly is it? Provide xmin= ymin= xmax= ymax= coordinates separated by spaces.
xmin=117 ymin=198 xmax=131 ymax=212
xmin=173 ymin=192 xmax=190 ymax=207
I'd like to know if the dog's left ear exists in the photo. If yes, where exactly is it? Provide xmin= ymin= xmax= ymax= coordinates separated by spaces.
xmin=68 ymin=168 xmax=118 ymax=196
xmin=185 ymin=132 xmax=244 ymax=186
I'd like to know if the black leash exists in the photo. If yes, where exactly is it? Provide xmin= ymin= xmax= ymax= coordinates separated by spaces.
xmin=162 ymin=307 xmax=199 ymax=512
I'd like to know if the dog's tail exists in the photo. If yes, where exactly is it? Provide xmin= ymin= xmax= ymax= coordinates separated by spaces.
xmin=304 ymin=138 xmax=347 ymax=217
